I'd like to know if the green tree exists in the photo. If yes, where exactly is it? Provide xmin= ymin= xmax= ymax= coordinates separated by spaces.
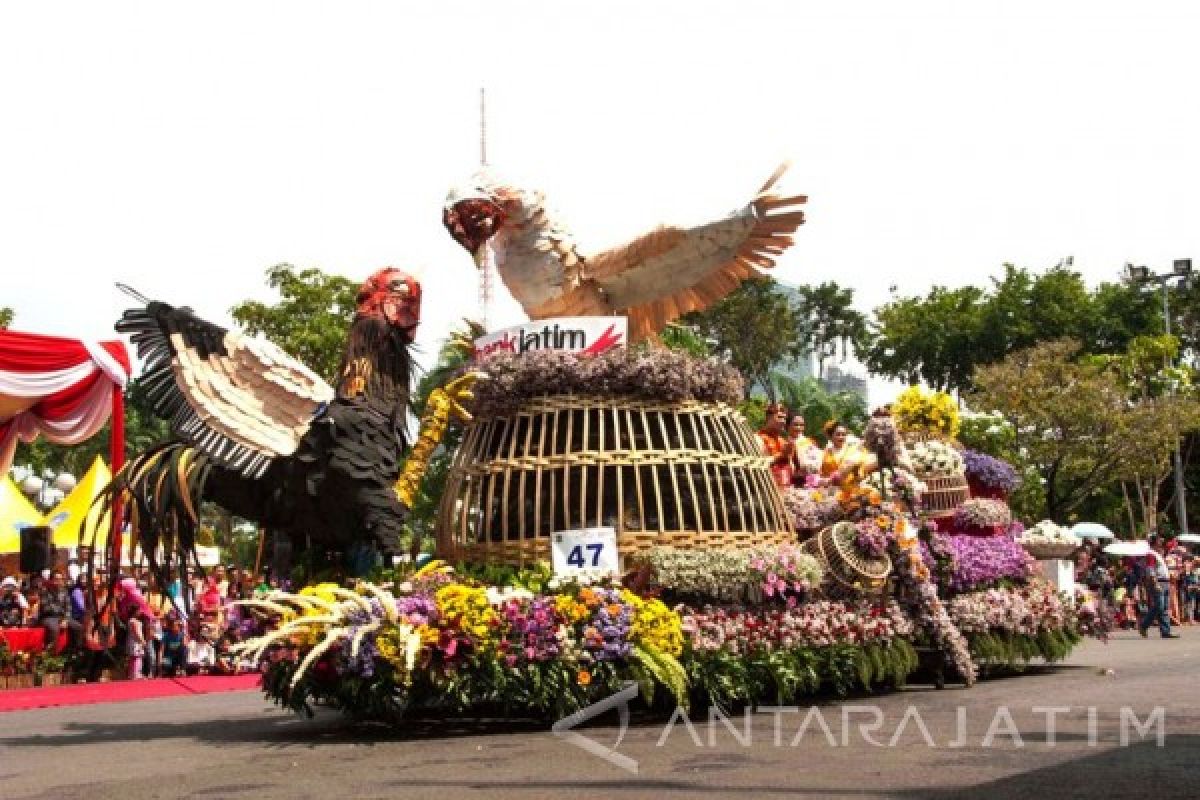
xmin=971 ymin=339 xmax=1192 ymax=523
xmin=680 ymin=277 xmax=805 ymax=400
xmin=0 ymin=307 xmax=12 ymax=328
xmin=1090 ymin=335 xmax=1200 ymax=536
xmin=230 ymin=263 xmax=359 ymax=383
xmin=771 ymin=373 xmax=868 ymax=442
xmin=793 ymin=281 xmax=867 ymax=379
xmin=862 ymin=285 xmax=985 ymax=392
xmin=866 ymin=264 xmax=1164 ymax=394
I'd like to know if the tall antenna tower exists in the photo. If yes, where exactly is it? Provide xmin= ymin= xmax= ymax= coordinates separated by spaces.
xmin=477 ymin=87 xmax=493 ymax=330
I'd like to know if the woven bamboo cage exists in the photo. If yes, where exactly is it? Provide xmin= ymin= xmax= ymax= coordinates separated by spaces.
xmin=436 ymin=394 xmax=794 ymax=567
xmin=920 ymin=474 xmax=970 ymax=517
xmin=800 ymin=521 xmax=892 ymax=590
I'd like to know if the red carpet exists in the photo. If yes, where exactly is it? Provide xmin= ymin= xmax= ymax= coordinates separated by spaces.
xmin=0 ymin=674 xmax=261 ymax=713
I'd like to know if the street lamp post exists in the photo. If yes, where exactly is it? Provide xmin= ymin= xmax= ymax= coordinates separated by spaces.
xmin=1128 ymin=258 xmax=1193 ymax=537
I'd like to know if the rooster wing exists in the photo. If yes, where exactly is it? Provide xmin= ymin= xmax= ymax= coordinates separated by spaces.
xmin=536 ymin=163 xmax=806 ymax=342
xmin=118 ymin=300 xmax=334 ymax=479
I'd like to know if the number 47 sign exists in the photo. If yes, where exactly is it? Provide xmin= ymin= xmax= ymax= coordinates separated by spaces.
xmin=551 ymin=527 xmax=620 ymax=578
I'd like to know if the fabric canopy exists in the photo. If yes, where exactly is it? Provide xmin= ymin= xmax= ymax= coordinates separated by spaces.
xmin=0 ymin=329 xmax=131 ymax=476
xmin=42 ymin=454 xmax=112 ymax=548
xmin=0 ymin=474 xmax=44 ymax=553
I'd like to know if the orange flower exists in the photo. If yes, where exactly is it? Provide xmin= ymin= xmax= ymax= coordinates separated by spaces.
xmin=579 ymin=588 xmax=600 ymax=608
xmin=577 ymin=669 xmax=592 ymax=686
xmin=875 ymin=516 xmax=891 ymax=531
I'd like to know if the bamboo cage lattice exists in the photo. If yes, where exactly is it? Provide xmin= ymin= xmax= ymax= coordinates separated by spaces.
xmin=920 ymin=474 xmax=971 ymax=517
xmin=437 ymin=395 xmax=793 ymax=566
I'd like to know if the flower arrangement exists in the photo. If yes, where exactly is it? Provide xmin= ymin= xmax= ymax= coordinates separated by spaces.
xmin=782 ymin=486 xmax=842 ymax=532
xmin=952 ymin=498 xmax=1013 ymax=533
xmin=892 ymin=386 xmax=960 ymax=439
xmin=239 ymin=568 xmax=692 ymax=719
xmin=747 ymin=544 xmax=824 ymax=604
xmin=862 ymin=408 xmax=907 ymax=469
xmin=946 ymin=580 xmax=1067 ymax=636
xmin=947 ymin=580 xmax=1083 ymax=667
xmin=889 ymin=541 xmax=977 ymax=684
xmin=961 ymin=450 xmax=1020 ymax=495
xmin=859 ymin=468 xmax=924 ymax=511
xmin=681 ymin=600 xmax=914 ymax=654
xmin=937 ymin=533 xmax=1038 ymax=592
xmin=635 ymin=544 xmax=823 ymax=605
xmin=908 ymin=440 xmax=964 ymax=478
xmin=471 ymin=347 xmax=744 ymax=417
xmin=1018 ymin=520 xmax=1081 ymax=559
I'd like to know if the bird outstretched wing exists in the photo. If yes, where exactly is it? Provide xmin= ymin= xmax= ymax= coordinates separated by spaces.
xmin=118 ymin=298 xmax=334 ymax=478
xmin=579 ymin=162 xmax=806 ymax=341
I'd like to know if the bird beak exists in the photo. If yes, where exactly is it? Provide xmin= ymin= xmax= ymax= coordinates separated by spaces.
xmin=472 ymin=245 xmax=488 ymax=270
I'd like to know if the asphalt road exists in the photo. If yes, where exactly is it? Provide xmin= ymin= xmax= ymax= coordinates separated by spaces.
xmin=1 ymin=629 xmax=1198 ymax=800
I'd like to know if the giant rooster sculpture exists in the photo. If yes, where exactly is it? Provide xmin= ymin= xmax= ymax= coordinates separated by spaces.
xmin=96 ymin=268 xmax=470 ymax=585
xmin=442 ymin=163 xmax=806 ymax=342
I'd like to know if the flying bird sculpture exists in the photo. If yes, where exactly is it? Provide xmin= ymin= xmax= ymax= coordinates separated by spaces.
xmin=443 ymin=163 xmax=806 ymax=341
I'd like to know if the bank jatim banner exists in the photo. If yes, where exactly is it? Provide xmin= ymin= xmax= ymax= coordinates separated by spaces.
xmin=473 ymin=317 xmax=627 ymax=359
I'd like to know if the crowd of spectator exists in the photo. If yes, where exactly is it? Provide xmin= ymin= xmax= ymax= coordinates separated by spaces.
xmin=1078 ymin=536 xmax=1200 ymax=638
xmin=0 ymin=561 xmax=280 ymax=683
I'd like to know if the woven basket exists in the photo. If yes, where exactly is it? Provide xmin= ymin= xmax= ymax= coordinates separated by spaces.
xmin=436 ymin=394 xmax=794 ymax=567
xmin=918 ymin=473 xmax=970 ymax=518
xmin=800 ymin=521 xmax=892 ymax=591
xmin=1022 ymin=542 xmax=1078 ymax=560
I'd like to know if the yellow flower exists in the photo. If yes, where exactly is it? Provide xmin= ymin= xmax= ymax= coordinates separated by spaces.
xmin=627 ymin=596 xmax=684 ymax=657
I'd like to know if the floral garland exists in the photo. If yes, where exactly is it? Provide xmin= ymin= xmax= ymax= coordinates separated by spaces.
xmin=889 ymin=542 xmax=977 ymax=685
xmin=470 ymin=347 xmax=744 ymax=417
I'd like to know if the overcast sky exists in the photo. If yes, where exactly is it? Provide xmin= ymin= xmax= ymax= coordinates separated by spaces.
xmin=2 ymin=1 xmax=1198 ymax=404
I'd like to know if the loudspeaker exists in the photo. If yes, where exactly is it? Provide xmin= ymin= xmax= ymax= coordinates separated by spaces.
xmin=271 ymin=536 xmax=293 ymax=580
xmin=20 ymin=526 xmax=53 ymax=575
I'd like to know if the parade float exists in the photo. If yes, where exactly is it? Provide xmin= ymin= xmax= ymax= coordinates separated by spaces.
xmin=94 ymin=164 xmax=1098 ymax=722
xmin=238 ymin=368 xmax=1099 ymax=721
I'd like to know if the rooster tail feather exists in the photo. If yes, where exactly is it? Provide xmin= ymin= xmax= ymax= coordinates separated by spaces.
xmin=86 ymin=442 xmax=211 ymax=615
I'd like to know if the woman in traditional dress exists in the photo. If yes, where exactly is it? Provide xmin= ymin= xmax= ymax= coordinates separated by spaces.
xmin=756 ymin=403 xmax=794 ymax=489
xmin=787 ymin=414 xmax=822 ymax=486
xmin=820 ymin=420 xmax=868 ymax=488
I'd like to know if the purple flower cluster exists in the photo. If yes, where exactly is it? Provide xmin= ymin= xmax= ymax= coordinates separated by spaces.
xmin=472 ymin=348 xmax=744 ymax=417
xmin=581 ymin=588 xmax=633 ymax=661
xmin=396 ymin=594 xmax=438 ymax=627
xmin=938 ymin=533 xmax=1037 ymax=592
xmin=498 ymin=597 xmax=562 ymax=667
xmin=854 ymin=519 xmax=890 ymax=559
xmin=962 ymin=450 xmax=1020 ymax=492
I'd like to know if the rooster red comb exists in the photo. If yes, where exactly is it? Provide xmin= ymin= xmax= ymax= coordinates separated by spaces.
xmin=356 ymin=267 xmax=422 ymax=338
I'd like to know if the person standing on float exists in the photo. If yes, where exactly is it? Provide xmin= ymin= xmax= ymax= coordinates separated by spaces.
xmin=756 ymin=403 xmax=794 ymax=489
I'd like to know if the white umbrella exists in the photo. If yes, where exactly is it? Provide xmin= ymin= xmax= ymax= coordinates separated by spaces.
xmin=1072 ymin=522 xmax=1115 ymax=540
xmin=1102 ymin=540 xmax=1151 ymax=557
